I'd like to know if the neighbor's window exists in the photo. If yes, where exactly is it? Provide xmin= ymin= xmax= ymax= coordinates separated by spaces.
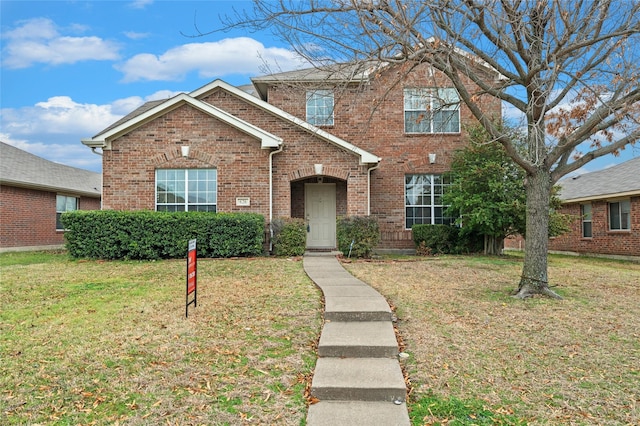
xmin=404 ymin=88 xmax=460 ymax=133
xmin=405 ymin=174 xmax=454 ymax=229
xmin=609 ymin=199 xmax=630 ymax=230
xmin=581 ymin=203 xmax=592 ymax=238
xmin=56 ymin=195 xmax=78 ymax=230
xmin=306 ymin=89 xmax=334 ymax=126
xmin=156 ymin=169 xmax=217 ymax=212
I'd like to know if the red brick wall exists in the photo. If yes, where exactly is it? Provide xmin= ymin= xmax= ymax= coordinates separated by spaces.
xmin=0 ymin=184 xmax=100 ymax=249
xmin=505 ymin=197 xmax=640 ymax=257
xmin=102 ymin=99 xmax=369 ymax=224
xmin=548 ymin=197 xmax=640 ymax=257
xmin=264 ymin=62 xmax=502 ymax=248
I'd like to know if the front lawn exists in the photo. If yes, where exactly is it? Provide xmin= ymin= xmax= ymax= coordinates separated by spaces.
xmin=1 ymin=252 xmax=321 ymax=425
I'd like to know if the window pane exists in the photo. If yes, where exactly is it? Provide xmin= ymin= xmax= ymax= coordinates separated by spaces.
xmin=609 ymin=202 xmax=621 ymax=229
xmin=306 ymin=90 xmax=334 ymax=125
xmin=583 ymin=222 xmax=592 ymax=238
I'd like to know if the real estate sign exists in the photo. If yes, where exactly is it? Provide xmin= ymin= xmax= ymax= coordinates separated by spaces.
xmin=186 ymin=239 xmax=197 ymax=317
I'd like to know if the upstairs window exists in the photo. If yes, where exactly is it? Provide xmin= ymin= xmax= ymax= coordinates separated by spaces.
xmin=306 ymin=89 xmax=334 ymax=126
xmin=609 ymin=199 xmax=630 ymax=230
xmin=581 ymin=203 xmax=592 ymax=237
xmin=404 ymin=88 xmax=460 ymax=133
xmin=405 ymin=174 xmax=454 ymax=229
xmin=56 ymin=195 xmax=78 ymax=230
xmin=156 ymin=169 xmax=217 ymax=212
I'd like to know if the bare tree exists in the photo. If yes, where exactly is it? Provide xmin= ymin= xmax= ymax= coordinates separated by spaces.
xmin=225 ymin=0 xmax=640 ymax=298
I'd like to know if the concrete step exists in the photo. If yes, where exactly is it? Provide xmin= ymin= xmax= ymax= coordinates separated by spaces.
xmin=307 ymin=401 xmax=410 ymax=426
xmin=318 ymin=321 xmax=399 ymax=358
xmin=324 ymin=296 xmax=392 ymax=321
xmin=310 ymin=357 xmax=406 ymax=402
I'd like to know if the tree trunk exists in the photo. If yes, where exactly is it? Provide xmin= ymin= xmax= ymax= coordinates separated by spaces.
xmin=484 ymin=235 xmax=504 ymax=256
xmin=513 ymin=168 xmax=562 ymax=299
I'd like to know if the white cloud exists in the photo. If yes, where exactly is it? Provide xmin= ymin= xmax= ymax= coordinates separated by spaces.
xmin=116 ymin=37 xmax=306 ymax=82
xmin=123 ymin=31 xmax=150 ymax=40
xmin=129 ymin=0 xmax=153 ymax=9
xmin=2 ymin=18 xmax=120 ymax=69
xmin=0 ymin=90 xmax=183 ymax=172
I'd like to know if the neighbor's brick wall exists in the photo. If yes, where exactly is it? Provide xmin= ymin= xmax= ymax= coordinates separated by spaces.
xmin=505 ymin=197 xmax=640 ymax=257
xmin=264 ymin=62 xmax=503 ymax=248
xmin=548 ymin=197 xmax=640 ymax=256
xmin=0 ymin=184 xmax=100 ymax=248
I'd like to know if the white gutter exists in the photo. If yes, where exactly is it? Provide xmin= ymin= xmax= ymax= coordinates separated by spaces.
xmin=367 ymin=161 xmax=381 ymax=215
xmin=269 ymin=144 xmax=284 ymax=251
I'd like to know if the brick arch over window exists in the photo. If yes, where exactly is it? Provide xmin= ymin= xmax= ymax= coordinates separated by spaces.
xmin=287 ymin=165 xmax=350 ymax=182
xmin=151 ymin=147 xmax=216 ymax=168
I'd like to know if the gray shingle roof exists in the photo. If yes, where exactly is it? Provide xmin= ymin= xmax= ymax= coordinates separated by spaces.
xmin=558 ymin=156 xmax=640 ymax=202
xmin=0 ymin=142 xmax=101 ymax=198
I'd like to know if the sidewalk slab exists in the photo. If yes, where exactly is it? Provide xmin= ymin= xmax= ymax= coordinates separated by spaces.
xmin=307 ymin=401 xmax=410 ymax=426
xmin=324 ymin=296 xmax=392 ymax=321
xmin=320 ymin=285 xmax=381 ymax=297
xmin=310 ymin=357 xmax=406 ymax=402
xmin=318 ymin=321 xmax=398 ymax=358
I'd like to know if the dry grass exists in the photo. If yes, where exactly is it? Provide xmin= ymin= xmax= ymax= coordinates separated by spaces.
xmin=343 ymin=254 xmax=640 ymax=425
xmin=1 ymin=253 xmax=321 ymax=425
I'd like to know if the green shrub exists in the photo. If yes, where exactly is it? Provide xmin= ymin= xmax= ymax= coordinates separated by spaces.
xmin=336 ymin=216 xmax=380 ymax=258
xmin=412 ymin=224 xmax=483 ymax=255
xmin=271 ymin=218 xmax=307 ymax=257
xmin=61 ymin=210 xmax=265 ymax=260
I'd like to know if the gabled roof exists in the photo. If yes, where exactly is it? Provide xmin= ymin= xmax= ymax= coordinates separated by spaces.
xmin=250 ymin=62 xmax=381 ymax=100
xmin=558 ymin=157 xmax=640 ymax=202
xmin=82 ymin=93 xmax=283 ymax=150
xmin=0 ymin=142 xmax=101 ymax=198
xmin=85 ymin=80 xmax=380 ymax=165
xmin=190 ymin=80 xmax=380 ymax=165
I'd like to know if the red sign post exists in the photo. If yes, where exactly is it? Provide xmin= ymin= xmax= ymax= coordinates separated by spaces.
xmin=186 ymin=239 xmax=197 ymax=317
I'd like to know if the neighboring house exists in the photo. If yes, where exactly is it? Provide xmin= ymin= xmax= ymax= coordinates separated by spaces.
xmin=82 ymin=61 xmax=502 ymax=250
xmin=546 ymin=157 xmax=639 ymax=258
xmin=0 ymin=142 xmax=101 ymax=251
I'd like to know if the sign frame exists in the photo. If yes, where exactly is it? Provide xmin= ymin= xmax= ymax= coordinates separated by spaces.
xmin=186 ymin=239 xmax=197 ymax=317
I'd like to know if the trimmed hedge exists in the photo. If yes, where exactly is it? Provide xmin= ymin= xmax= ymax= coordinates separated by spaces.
xmin=412 ymin=224 xmax=483 ymax=255
xmin=337 ymin=216 xmax=380 ymax=258
xmin=271 ymin=218 xmax=307 ymax=257
xmin=61 ymin=210 xmax=265 ymax=260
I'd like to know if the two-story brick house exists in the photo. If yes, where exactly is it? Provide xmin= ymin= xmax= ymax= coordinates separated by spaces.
xmin=82 ymin=61 xmax=502 ymax=250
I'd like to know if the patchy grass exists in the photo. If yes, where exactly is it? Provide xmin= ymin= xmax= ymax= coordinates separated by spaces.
xmin=1 ymin=252 xmax=321 ymax=425
xmin=344 ymin=254 xmax=640 ymax=425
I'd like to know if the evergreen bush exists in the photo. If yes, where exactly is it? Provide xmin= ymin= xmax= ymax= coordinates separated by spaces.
xmin=336 ymin=216 xmax=380 ymax=258
xmin=61 ymin=210 xmax=265 ymax=260
xmin=271 ymin=218 xmax=307 ymax=256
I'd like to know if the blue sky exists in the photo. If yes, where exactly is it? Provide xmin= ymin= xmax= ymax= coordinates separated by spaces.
xmin=1 ymin=1 xmax=638 ymax=174
xmin=1 ymin=0 xmax=302 ymax=172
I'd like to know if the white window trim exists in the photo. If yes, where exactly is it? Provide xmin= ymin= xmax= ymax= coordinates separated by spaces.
xmin=155 ymin=169 xmax=217 ymax=212
xmin=608 ymin=199 xmax=631 ymax=231
xmin=581 ymin=203 xmax=592 ymax=238
xmin=404 ymin=88 xmax=460 ymax=134
xmin=306 ymin=89 xmax=334 ymax=126
xmin=405 ymin=174 xmax=453 ymax=229
xmin=56 ymin=194 xmax=78 ymax=230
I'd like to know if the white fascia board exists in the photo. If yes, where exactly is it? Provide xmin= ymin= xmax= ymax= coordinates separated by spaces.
xmin=563 ymin=190 xmax=640 ymax=204
xmin=81 ymin=93 xmax=282 ymax=150
xmin=192 ymin=80 xmax=381 ymax=165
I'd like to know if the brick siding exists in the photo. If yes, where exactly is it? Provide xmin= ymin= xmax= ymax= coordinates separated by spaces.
xmin=505 ymin=197 xmax=639 ymax=257
xmin=0 ymin=184 xmax=100 ymax=249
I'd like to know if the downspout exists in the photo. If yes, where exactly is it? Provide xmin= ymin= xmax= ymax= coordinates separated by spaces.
xmin=90 ymin=147 xmax=104 ymax=209
xmin=269 ymin=144 xmax=284 ymax=252
xmin=367 ymin=161 xmax=381 ymax=216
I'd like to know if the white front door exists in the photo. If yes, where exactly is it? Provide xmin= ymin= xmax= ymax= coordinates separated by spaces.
xmin=305 ymin=183 xmax=336 ymax=248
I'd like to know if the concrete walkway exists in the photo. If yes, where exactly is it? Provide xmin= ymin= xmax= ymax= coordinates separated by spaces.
xmin=303 ymin=253 xmax=410 ymax=426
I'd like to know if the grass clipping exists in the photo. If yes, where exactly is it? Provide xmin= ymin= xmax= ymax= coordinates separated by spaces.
xmin=344 ymin=255 xmax=640 ymax=425
xmin=1 ymin=253 xmax=321 ymax=425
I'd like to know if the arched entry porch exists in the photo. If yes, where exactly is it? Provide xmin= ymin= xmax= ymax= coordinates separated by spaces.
xmin=291 ymin=176 xmax=347 ymax=249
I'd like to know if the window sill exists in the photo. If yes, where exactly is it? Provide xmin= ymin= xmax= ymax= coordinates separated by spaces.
xmin=404 ymin=132 xmax=461 ymax=136
xmin=607 ymin=229 xmax=631 ymax=234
